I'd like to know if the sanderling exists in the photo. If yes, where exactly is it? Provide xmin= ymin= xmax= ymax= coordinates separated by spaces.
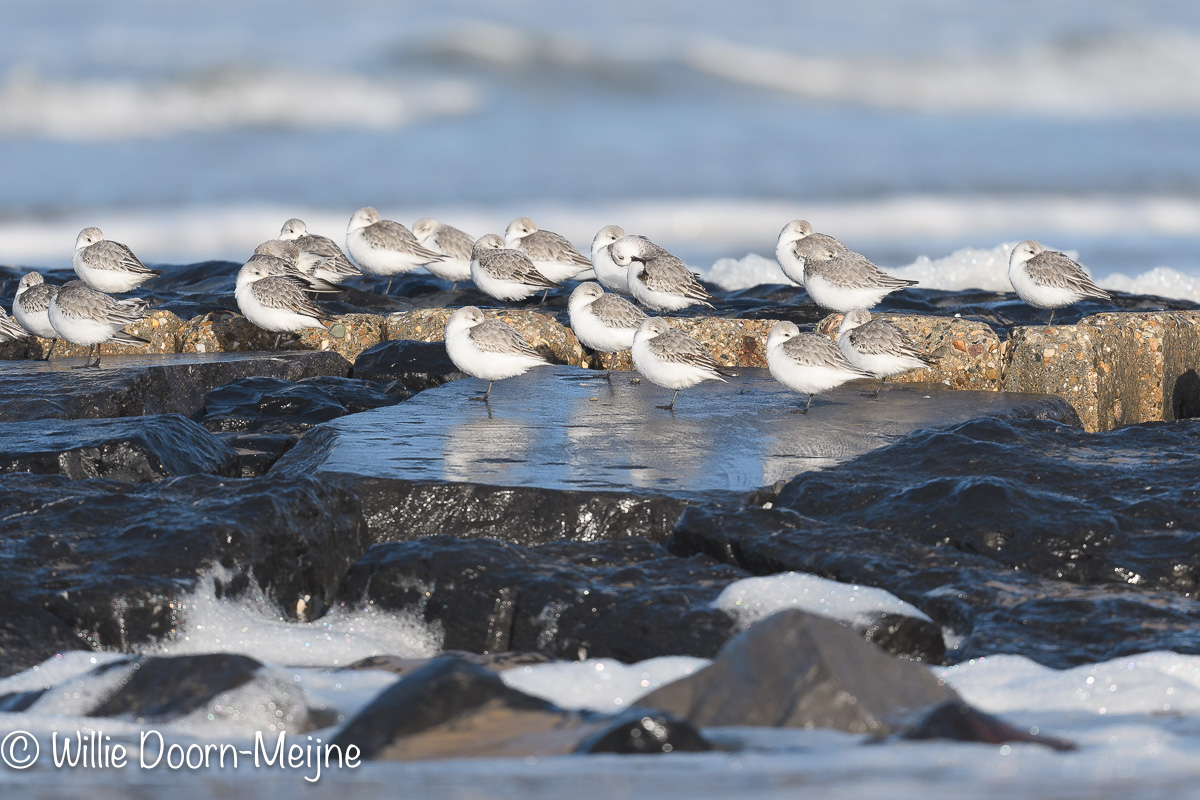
xmin=631 ymin=318 xmax=726 ymax=410
xmin=776 ymin=220 xmax=848 ymax=287
xmin=48 ymin=280 xmax=149 ymax=368
xmin=72 ymin=227 xmax=162 ymax=294
xmin=278 ymin=218 xmax=362 ymax=284
xmin=590 ymin=225 xmax=631 ymax=295
xmin=568 ymin=282 xmax=648 ymax=377
xmin=802 ymin=244 xmax=917 ymax=312
xmin=505 ymin=217 xmax=593 ymax=285
xmin=1009 ymin=240 xmax=1111 ymax=327
xmin=248 ymin=241 xmax=342 ymax=294
xmin=611 ymin=235 xmax=716 ymax=313
xmin=346 ymin=207 xmax=444 ymax=295
xmin=470 ymin=234 xmax=560 ymax=304
xmin=13 ymin=272 xmax=60 ymax=359
xmin=413 ymin=218 xmax=474 ymax=288
xmin=766 ymin=321 xmax=873 ymax=413
xmin=837 ymin=309 xmax=935 ymax=397
xmin=235 ymin=261 xmax=331 ymax=348
xmin=0 ymin=312 xmax=27 ymax=342
xmin=443 ymin=306 xmax=549 ymax=402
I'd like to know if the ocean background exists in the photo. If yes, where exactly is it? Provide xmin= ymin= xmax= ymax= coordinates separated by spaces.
xmin=1 ymin=0 xmax=1199 ymax=299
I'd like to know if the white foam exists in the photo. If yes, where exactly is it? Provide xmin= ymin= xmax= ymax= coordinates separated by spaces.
xmin=499 ymin=656 xmax=709 ymax=712
xmin=713 ymin=571 xmax=933 ymax=629
xmin=136 ymin=572 xmax=442 ymax=668
xmin=0 ymin=67 xmax=476 ymax=140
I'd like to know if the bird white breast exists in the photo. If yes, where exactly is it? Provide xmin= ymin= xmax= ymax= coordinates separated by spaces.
xmin=775 ymin=240 xmax=805 ymax=286
xmin=48 ymin=302 xmax=121 ymax=346
xmin=631 ymin=338 xmax=713 ymax=389
xmin=803 ymin=275 xmax=894 ymax=313
xmin=13 ymin=298 xmax=55 ymax=339
xmin=629 ymin=279 xmax=700 ymax=313
xmin=72 ymin=252 xmax=146 ymax=294
xmin=444 ymin=327 xmax=544 ymax=381
xmin=767 ymin=345 xmax=862 ymax=395
xmin=838 ymin=338 xmax=925 ymax=378
xmin=1008 ymin=263 xmax=1086 ymax=309
xmin=424 ymin=256 xmax=472 ymax=283
xmin=470 ymin=259 xmax=542 ymax=301
xmin=569 ymin=302 xmax=637 ymax=353
xmin=345 ymin=230 xmax=422 ymax=277
xmin=235 ymin=282 xmax=323 ymax=333
xmin=591 ymin=247 xmax=631 ymax=294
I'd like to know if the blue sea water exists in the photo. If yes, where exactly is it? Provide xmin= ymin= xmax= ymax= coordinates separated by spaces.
xmin=1 ymin=0 xmax=1199 ymax=285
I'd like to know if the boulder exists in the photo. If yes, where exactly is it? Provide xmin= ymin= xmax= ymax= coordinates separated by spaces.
xmin=352 ymin=339 xmax=466 ymax=392
xmin=0 ymin=471 xmax=370 ymax=649
xmin=177 ymin=312 xmax=384 ymax=361
xmin=0 ymin=351 xmax=351 ymax=422
xmin=198 ymin=375 xmax=407 ymax=434
xmin=336 ymin=537 xmax=743 ymax=662
xmin=0 ymin=310 xmax=185 ymax=362
xmin=0 ymin=591 xmax=89 ymax=678
xmin=639 ymin=609 xmax=958 ymax=734
xmin=330 ymin=656 xmax=709 ymax=759
xmin=0 ymin=414 xmax=240 ymax=482
xmin=87 ymin=653 xmax=263 ymax=720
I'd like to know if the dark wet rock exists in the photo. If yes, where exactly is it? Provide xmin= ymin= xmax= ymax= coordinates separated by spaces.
xmin=0 ymin=471 xmax=369 ymax=649
xmin=0 ymin=414 xmax=239 ymax=482
xmin=903 ymin=702 xmax=1076 ymax=751
xmin=337 ymin=537 xmax=743 ymax=662
xmin=639 ymin=609 xmax=958 ymax=734
xmin=673 ymin=417 xmax=1200 ymax=667
xmin=0 ymin=352 xmax=351 ymax=422
xmin=214 ymin=432 xmax=299 ymax=477
xmin=88 ymin=653 xmax=263 ymax=720
xmin=347 ymin=651 xmax=558 ymax=677
xmin=0 ymin=591 xmax=88 ymax=679
xmin=199 ymin=375 xmax=407 ymax=435
xmin=351 ymin=339 xmax=466 ymax=392
xmin=331 ymin=655 xmax=708 ymax=760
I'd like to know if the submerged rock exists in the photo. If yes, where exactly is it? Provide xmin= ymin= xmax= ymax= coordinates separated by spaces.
xmin=639 ymin=609 xmax=957 ymax=734
xmin=0 ymin=351 xmax=350 ymax=422
xmin=0 ymin=414 xmax=239 ymax=482
xmin=331 ymin=655 xmax=708 ymax=759
xmin=199 ymin=375 xmax=407 ymax=434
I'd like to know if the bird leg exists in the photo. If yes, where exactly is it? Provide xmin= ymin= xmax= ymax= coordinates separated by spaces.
xmin=273 ymin=333 xmax=283 ymax=350
xmin=870 ymin=376 xmax=887 ymax=398
xmin=792 ymin=394 xmax=813 ymax=414
xmin=604 ymin=352 xmax=613 ymax=381
xmin=42 ymin=338 xmax=58 ymax=362
xmin=385 ymin=276 xmax=394 ymax=296
xmin=73 ymin=344 xmax=100 ymax=369
xmin=1046 ymin=309 xmax=1056 ymax=328
xmin=656 ymin=388 xmax=680 ymax=410
xmin=539 ymin=289 xmax=549 ymax=305
xmin=450 ymin=282 xmax=459 ymax=291
xmin=470 ymin=380 xmax=495 ymax=402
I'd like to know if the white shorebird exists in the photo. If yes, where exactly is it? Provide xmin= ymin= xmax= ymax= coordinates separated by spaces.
xmin=13 ymin=272 xmax=60 ymax=359
xmin=631 ymin=318 xmax=726 ymax=410
xmin=247 ymin=241 xmax=342 ymax=294
xmin=470 ymin=234 xmax=560 ymax=304
xmin=776 ymin=220 xmax=847 ymax=287
xmin=567 ymin=282 xmax=648 ymax=377
xmin=802 ymin=244 xmax=917 ymax=312
xmin=48 ymin=280 xmax=149 ymax=368
xmin=278 ymin=218 xmax=362 ymax=285
xmin=590 ymin=225 xmax=631 ymax=295
xmin=504 ymin=217 xmax=593 ymax=286
xmin=443 ymin=306 xmax=549 ymax=402
xmin=611 ymin=235 xmax=716 ymax=313
xmin=1008 ymin=240 xmax=1111 ymax=327
xmin=72 ymin=227 xmax=162 ymax=294
xmin=345 ymin=207 xmax=443 ymax=295
xmin=0 ymin=312 xmax=27 ymax=342
xmin=413 ymin=218 xmax=474 ymax=288
xmin=235 ymin=261 xmax=331 ymax=348
xmin=837 ymin=309 xmax=934 ymax=397
xmin=766 ymin=321 xmax=873 ymax=413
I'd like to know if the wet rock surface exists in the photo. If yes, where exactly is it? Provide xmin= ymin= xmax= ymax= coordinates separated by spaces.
xmin=0 ymin=351 xmax=351 ymax=422
xmin=337 ymin=537 xmax=742 ymax=662
xmin=199 ymin=375 xmax=407 ymax=434
xmin=351 ymin=338 xmax=466 ymax=392
xmin=640 ymin=609 xmax=958 ymax=734
xmin=0 ymin=414 xmax=239 ymax=482
xmin=332 ymin=655 xmax=709 ymax=760
xmin=86 ymin=653 xmax=264 ymax=721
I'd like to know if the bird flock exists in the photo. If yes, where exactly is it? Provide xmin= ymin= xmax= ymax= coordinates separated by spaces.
xmin=2 ymin=211 xmax=1112 ymax=411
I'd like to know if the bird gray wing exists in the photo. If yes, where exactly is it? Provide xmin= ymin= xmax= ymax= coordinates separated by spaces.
xmin=251 ymin=276 xmax=329 ymax=318
xmin=362 ymin=221 xmax=444 ymax=261
xmin=590 ymin=293 xmax=648 ymax=329
xmin=0 ymin=314 xmax=27 ymax=341
xmin=19 ymin=283 xmax=57 ymax=313
xmin=649 ymin=329 xmax=720 ymax=371
xmin=793 ymin=233 xmax=847 ymax=260
xmin=479 ymin=249 xmax=560 ymax=287
xmin=848 ymin=319 xmax=932 ymax=362
xmin=783 ymin=332 xmax=871 ymax=374
xmin=299 ymin=234 xmax=360 ymax=277
xmin=807 ymin=251 xmax=916 ymax=289
xmin=83 ymin=240 xmax=160 ymax=275
xmin=521 ymin=230 xmax=592 ymax=267
xmin=1026 ymin=251 xmax=1111 ymax=299
xmin=638 ymin=253 xmax=716 ymax=303
xmin=469 ymin=319 xmax=544 ymax=359
xmin=433 ymin=225 xmax=475 ymax=260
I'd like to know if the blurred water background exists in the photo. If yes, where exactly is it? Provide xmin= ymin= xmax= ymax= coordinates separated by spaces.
xmin=2 ymin=0 xmax=1199 ymax=295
